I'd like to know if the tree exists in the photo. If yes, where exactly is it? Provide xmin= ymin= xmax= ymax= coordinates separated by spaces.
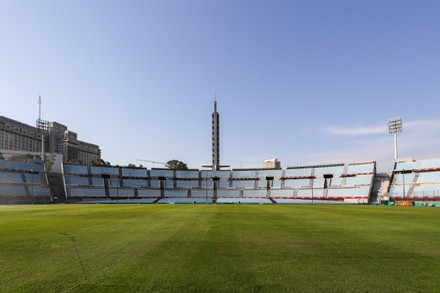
xmin=0 ymin=151 xmax=4 ymax=160
xmin=44 ymin=153 xmax=56 ymax=172
xmin=127 ymin=163 xmax=143 ymax=168
xmin=166 ymin=160 xmax=188 ymax=170
xmin=10 ymin=154 xmax=41 ymax=162
xmin=91 ymin=159 xmax=111 ymax=167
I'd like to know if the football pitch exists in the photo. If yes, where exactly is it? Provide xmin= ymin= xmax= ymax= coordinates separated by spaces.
xmin=1 ymin=204 xmax=439 ymax=292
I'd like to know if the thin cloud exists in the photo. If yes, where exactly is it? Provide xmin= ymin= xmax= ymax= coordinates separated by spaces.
xmin=324 ymin=119 xmax=440 ymax=136
xmin=324 ymin=125 xmax=387 ymax=136
xmin=405 ymin=119 xmax=440 ymax=131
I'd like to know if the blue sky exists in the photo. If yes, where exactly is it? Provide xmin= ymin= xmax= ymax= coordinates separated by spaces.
xmin=1 ymin=0 xmax=439 ymax=171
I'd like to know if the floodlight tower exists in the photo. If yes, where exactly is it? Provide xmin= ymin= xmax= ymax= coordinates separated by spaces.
xmin=388 ymin=117 xmax=403 ymax=160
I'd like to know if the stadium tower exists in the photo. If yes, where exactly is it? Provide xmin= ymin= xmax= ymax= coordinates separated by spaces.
xmin=212 ymin=99 xmax=220 ymax=171
xmin=203 ymin=97 xmax=229 ymax=171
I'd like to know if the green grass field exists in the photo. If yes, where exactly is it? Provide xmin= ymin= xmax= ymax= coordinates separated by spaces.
xmin=1 ymin=204 xmax=439 ymax=292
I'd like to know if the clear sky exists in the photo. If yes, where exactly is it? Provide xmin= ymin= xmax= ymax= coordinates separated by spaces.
xmin=1 ymin=0 xmax=439 ymax=171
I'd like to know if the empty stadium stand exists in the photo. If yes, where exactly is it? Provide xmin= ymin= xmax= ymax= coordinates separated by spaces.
xmin=57 ymin=161 xmax=377 ymax=204
xmin=388 ymin=158 xmax=440 ymax=204
xmin=1 ymin=160 xmax=378 ymax=204
xmin=0 ymin=160 xmax=51 ymax=204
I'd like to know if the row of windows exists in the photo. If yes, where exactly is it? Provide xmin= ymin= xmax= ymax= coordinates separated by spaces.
xmin=0 ymin=124 xmax=38 ymax=138
xmin=0 ymin=131 xmax=42 ymax=152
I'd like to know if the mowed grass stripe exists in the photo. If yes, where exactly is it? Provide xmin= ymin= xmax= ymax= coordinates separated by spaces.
xmin=0 ymin=205 xmax=439 ymax=292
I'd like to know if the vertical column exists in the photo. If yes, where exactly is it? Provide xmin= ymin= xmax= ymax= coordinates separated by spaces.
xmin=212 ymin=100 xmax=220 ymax=171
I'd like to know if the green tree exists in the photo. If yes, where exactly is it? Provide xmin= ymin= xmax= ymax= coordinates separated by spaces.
xmin=166 ymin=160 xmax=188 ymax=170
xmin=91 ymin=159 xmax=111 ymax=167
xmin=10 ymin=154 xmax=41 ymax=162
xmin=127 ymin=163 xmax=143 ymax=168
xmin=0 ymin=151 xmax=4 ymax=160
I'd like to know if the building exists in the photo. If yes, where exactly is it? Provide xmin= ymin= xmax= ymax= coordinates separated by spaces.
xmin=46 ymin=121 xmax=101 ymax=164
xmin=264 ymin=159 xmax=281 ymax=169
xmin=0 ymin=116 xmax=101 ymax=165
xmin=0 ymin=116 xmax=43 ymax=154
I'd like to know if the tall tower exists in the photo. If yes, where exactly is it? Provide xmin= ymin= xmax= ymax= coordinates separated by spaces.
xmin=203 ymin=97 xmax=229 ymax=172
xmin=212 ymin=99 xmax=220 ymax=171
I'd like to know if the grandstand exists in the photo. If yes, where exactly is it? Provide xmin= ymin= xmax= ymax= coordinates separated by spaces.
xmin=0 ymin=160 xmax=51 ymax=204
xmin=58 ymin=161 xmax=376 ymax=204
xmin=3 ymin=157 xmax=440 ymax=205
xmin=388 ymin=158 xmax=440 ymax=205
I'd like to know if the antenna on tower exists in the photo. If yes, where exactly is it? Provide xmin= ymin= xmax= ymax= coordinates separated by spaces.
xmin=36 ymin=96 xmax=48 ymax=167
xmin=36 ymin=96 xmax=47 ymax=129
xmin=38 ymin=95 xmax=42 ymax=120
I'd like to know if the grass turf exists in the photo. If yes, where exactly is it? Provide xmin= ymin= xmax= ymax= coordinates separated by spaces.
xmin=0 ymin=204 xmax=439 ymax=292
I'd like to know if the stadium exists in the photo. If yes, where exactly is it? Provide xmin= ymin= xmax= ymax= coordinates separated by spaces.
xmin=2 ymin=102 xmax=440 ymax=291
xmin=1 ymin=156 xmax=440 ymax=292
xmin=1 ymin=102 xmax=440 ymax=207
xmin=2 ymin=1 xmax=440 ymax=291
xmin=1 ymin=156 xmax=440 ymax=206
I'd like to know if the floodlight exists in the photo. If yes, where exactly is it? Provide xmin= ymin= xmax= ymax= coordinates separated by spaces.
xmin=388 ymin=118 xmax=402 ymax=134
xmin=388 ymin=117 xmax=403 ymax=160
